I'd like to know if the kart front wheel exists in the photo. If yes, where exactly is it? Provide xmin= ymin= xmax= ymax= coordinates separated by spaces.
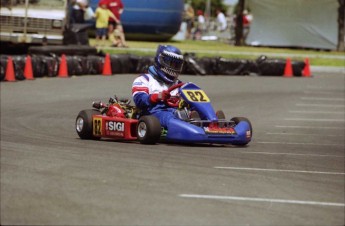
xmin=231 ymin=117 xmax=253 ymax=146
xmin=76 ymin=109 xmax=101 ymax=140
xmin=137 ymin=116 xmax=161 ymax=144
xmin=216 ymin=110 xmax=226 ymax=127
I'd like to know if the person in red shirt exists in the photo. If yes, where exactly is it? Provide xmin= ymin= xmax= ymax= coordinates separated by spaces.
xmin=106 ymin=0 xmax=128 ymax=47
xmin=242 ymin=10 xmax=252 ymax=40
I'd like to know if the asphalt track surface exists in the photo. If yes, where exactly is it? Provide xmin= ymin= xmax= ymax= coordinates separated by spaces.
xmin=1 ymin=72 xmax=344 ymax=225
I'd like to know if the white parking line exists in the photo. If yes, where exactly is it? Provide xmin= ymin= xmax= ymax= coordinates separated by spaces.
xmin=289 ymin=110 xmax=344 ymax=114
xmin=241 ymin=151 xmax=344 ymax=158
xmin=214 ymin=166 xmax=345 ymax=175
xmin=296 ymin=103 xmax=345 ymax=108
xmin=179 ymin=194 xmax=345 ymax=207
xmin=266 ymin=132 xmax=343 ymax=137
xmin=284 ymin=118 xmax=344 ymax=122
xmin=300 ymin=97 xmax=345 ymax=101
xmin=275 ymin=125 xmax=344 ymax=130
xmin=257 ymin=141 xmax=343 ymax=147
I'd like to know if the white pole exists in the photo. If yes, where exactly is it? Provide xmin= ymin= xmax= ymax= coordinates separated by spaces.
xmin=205 ymin=0 xmax=211 ymax=33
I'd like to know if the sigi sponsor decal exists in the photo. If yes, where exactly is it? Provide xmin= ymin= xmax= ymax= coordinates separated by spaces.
xmin=105 ymin=121 xmax=125 ymax=137
xmin=106 ymin=121 xmax=125 ymax=131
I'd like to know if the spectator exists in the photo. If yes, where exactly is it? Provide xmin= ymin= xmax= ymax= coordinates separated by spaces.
xmin=94 ymin=0 xmax=119 ymax=46
xmin=193 ymin=10 xmax=205 ymax=40
xmin=216 ymin=9 xmax=227 ymax=32
xmin=69 ymin=0 xmax=90 ymax=45
xmin=71 ymin=0 xmax=88 ymax=23
xmin=184 ymin=4 xmax=195 ymax=39
xmin=243 ymin=10 xmax=252 ymax=40
xmin=106 ymin=0 xmax=128 ymax=47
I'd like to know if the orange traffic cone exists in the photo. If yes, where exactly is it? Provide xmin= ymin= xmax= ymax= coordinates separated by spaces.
xmin=302 ymin=58 xmax=311 ymax=77
xmin=283 ymin=58 xmax=293 ymax=77
xmin=58 ymin=54 xmax=68 ymax=78
xmin=5 ymin=56 xmax=16 ymax=82
xmin=102 ymin=53 xmax=112 ymax=76
xmin=24 ymin=55 xmax=34 ymax=80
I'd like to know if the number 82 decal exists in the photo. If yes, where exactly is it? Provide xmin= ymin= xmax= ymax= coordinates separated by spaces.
xmin=182 ymin=90 xmax=210 ymax=102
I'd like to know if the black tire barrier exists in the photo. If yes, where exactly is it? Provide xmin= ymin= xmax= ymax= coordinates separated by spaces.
xmin=214 ymin=58 xmax=254 ymax=76
xmin=109 ymin=54 xmax=135 ymax=74
xmin=1 ymin=55 xmax=26 ymax=81
xmin=183 ymin=53 xmax=207 ymax=75
xmin=0 ymin=53 xmax=306 ymax=81
xmin=257 ymin=58 xmax=305 ymax=76
xmin=135 ymin=56 xmax=155 ymax=73
xmin=0 ymin=55 xmax=8 ymax=81
xmin=12 ymin=55 xmax=27 ymax=81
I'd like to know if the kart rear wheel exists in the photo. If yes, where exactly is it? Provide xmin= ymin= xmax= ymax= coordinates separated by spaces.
xmin=137 ymin=116 xmax=161 ymax=144
xmin=76 ymin=109 xmax=101 ymax=140
xmin=231 ymin=117 xmax=253 ymax=146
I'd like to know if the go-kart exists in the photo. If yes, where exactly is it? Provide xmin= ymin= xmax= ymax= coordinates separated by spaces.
xmin=75 ymin=82 xmax=252 ymax=145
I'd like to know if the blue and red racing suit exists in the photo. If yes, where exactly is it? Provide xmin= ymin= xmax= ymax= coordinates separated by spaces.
xmin=132 ymin=66 xmax=182 ymax=128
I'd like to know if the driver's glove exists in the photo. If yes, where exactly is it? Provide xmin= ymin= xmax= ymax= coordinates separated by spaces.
xmin=150 ymin=90 xmax=171 ymax=104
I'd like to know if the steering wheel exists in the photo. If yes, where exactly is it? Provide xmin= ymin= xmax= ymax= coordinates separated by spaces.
xmin=165 ymin=83 xmax=185 ymax=107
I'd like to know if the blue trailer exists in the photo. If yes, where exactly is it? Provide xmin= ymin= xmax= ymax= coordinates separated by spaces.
xmin=89 ymin=0 xmax=184 ymax=41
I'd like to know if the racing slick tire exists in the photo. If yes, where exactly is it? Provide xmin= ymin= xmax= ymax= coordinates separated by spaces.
xmin=75 ymin=109 xmax=101 ymax=140
xmin=231 ymin=117 xmax=253 ymax=146
xmin=216 ymin=110 xmax=225 ymax=119
xmin=137 ymin=116 xmax=161 ymax=144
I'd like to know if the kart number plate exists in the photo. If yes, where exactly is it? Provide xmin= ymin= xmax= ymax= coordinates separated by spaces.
xmin=93 ymin=118 xmax=102 ymax=136
xmin=182 ymin=90 xmax=210 ymax=103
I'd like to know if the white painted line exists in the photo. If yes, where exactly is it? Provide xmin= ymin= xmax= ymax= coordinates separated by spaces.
xmin=304 ymin=91 xmax=343 ymax=95
xmin=214 ymin=166 xmax=345 ymax=175
xmin=257 ymin=141 xmax=344 ymax=147
xmin=284 ymin=118 xmax=344 ymax=122
xmin=266 ymin=132 xmax=343 ymax=137
xmin=306 ymin=85 xmax=340 ymax=90
xmin=300 ymin=97 xmax=345 ymax=101
xmin=296 ymin=103 xmax=345 ymax=108
xmin=289 ymin=110 xmax=344 ymax=114
xmin=241 ymin=151 xmax=344 ymax=158
xmin=179 ymin=194 xmax=345 ymax=207
xmin=275 ymin=125 xmax=344 ymax=130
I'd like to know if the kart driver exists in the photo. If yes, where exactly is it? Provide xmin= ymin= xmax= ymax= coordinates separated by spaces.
xmin=132 ymin=45 xmax=185 ymax=128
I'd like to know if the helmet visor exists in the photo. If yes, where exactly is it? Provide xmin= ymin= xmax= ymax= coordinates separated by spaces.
xmin=159 ymin=51 xmax=184 ymax=73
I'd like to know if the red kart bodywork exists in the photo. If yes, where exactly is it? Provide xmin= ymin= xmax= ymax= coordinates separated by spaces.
xmin=92 ymin=103 xmax=138 ymax=140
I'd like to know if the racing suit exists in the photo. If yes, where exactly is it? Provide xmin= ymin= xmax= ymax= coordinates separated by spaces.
xmin=132 ymin=66 xmax=181 ymax=128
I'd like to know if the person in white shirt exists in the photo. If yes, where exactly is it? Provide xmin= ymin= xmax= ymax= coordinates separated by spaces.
xmin=216 ymin=9 xmax=227 ymax=32
xmin=193 ymin=10 xmax=206 ymax=40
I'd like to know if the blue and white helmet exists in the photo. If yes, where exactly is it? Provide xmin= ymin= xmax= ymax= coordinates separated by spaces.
xmin=154 ymin=45 xmax=184 ymax=84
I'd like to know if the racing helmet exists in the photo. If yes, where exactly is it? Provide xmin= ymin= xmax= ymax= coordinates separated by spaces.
xmin=154 ymin=45 xmax=184 ymax=84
